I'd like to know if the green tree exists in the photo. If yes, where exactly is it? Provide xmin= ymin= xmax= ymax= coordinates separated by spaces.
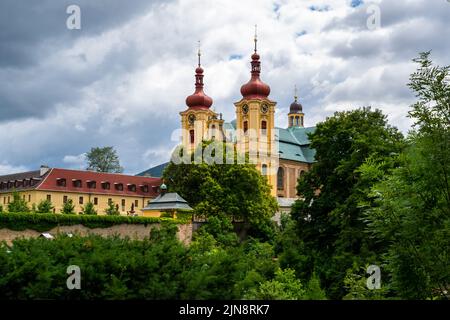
xmin=36 ymin=199 xmax=54 ymax=214
xmin=245 ymin=268 xmax=305 ymax=300
xmin=290 ymin=107 xmax=404 ymax=299
xmin=61 ymin=199 xmax=76 ymax=214
xmin=163 ymin=141 xmax=278 ymax=240
xmin=363 ymin=52 xmax=450 ymax=299
xmin=82 ymin=202 xmax=97 ymax=215
xmin=105 ymin=200 xmax=120 ymax=216
xmin=86 ymin=146 xmax=123 ymax=173
xmin=7 ymin=192 xmax=29 ymax=213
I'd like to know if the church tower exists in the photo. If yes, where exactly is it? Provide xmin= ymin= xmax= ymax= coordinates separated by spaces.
xmin=234 ymin=27 xmax=278 ymax=195
xmin=288 ymin=86 xmax=304 ymax=127
xmin=180 ymin=45 xmax=223 ymax=153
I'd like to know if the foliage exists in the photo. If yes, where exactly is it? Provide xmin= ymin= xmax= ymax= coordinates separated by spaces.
xmin=0 ymin=212 xmax=171 ymax=233
xmin=36 ymin=199 xmax=54 ymax=214
xmin=104 ymin=200 xmax=120 ymax=216
xmin=0 ymin=205 xmax=3 ymax=213
xmin=342 ymin=264 xmax=389 ymax=300
xmin=86 ymin=146 xmax=123 ymax=173
xmin=82 ymin=202 xmax=97 ymax=215
xmin=163 ymin=141 xmax=278 ymax=240
xmin=290 ymin=107 xmax=404 ymax=299
xmin=363 ymin=52 xmax=450 ymax=300
xmin=245 ymin=268 xmax=305 ymax=300
xmin=7 ymin=192 xmax=29 ymax=213
xmin=61 ymin=199 xmax=76 ymax=215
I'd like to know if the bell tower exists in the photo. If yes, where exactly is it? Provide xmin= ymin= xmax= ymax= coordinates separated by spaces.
xmin=180 ymin=43 xmax=223 ymax=153
xmin=234 ymin=26 xmax=278 ymax=195
xmin=288 ymin=85 xmax=305 ymax=127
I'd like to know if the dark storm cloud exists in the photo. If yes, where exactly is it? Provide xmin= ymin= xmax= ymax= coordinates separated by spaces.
xmin=0 ymin=0 xmax=167 ymax=122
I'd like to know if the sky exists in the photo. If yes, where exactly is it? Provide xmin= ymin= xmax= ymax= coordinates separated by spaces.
xmin=0 ymin=0 xmax=449 ymax=175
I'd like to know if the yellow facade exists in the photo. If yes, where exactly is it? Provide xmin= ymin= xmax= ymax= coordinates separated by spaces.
xmin=1 ymin=190 xmax=154 ymax=215
xmin=180 ymin=108 xmax=224 ymax=153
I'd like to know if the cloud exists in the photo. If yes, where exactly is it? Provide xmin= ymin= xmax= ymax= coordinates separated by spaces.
xmin=0 ymin=0 xmax=449 ymax=174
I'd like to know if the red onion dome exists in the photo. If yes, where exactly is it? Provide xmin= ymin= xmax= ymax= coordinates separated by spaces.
xmin=240 ymin=51 xmax=271 ymax=100
xmin=185 ymin=64 xmax=213 ymax=109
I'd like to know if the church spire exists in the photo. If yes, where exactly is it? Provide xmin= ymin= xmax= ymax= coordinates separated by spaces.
xmin=185 ymin=42 xmax=213 ymax=109
xmin=240 ymin=26 xmax=271 ymax=100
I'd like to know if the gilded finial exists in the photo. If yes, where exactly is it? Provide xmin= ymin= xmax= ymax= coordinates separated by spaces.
xmin=254 ymin=24 xmax=258 ymax=53
xmin=197 ymin=40 xmax=201 ymax=67
xmin=294 ymin=84 xmax=298 ymax=102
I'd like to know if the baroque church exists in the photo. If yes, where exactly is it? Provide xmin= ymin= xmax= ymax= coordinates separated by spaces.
xmin=138 ymin=34 xmax=316 ymax=211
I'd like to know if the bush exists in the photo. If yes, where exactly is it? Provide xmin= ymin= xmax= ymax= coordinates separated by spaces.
xmin=7 ymin=192 xmax=29 ymax=213
xmin=105 ymin=200 xmax=120 ymax=216
xmin=61 ymin=199 xmax=75 ymax=214
xmin=36 ymin=199 xmax=54 ymax=214
xmin=0 ymin=212 xmax=177 ymax=233
xmin=82 ymin=202 xmax=97 ymax=215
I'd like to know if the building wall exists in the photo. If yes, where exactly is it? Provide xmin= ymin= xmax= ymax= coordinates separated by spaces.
xmin=277 ymin=159 xmax=311 ymax=198
xmin=1 ymin=190 xmax=154 ymax=215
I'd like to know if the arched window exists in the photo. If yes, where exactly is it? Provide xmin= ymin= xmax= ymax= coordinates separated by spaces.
xmin=243 ymin=121 xmax=248 ymax=134
xmin=261 ymin=120 xmax=267 ymax=135
xmin=190 ymin=130 xmax=195 ymax=144
xmin=261 ymin=164 xmax=267 ymax=176
xmin=299 ymin=170 xmax=305 ymax=179
xmin=295 ymin=116 xmax=299 ymax=126
xmin=277 ymin=167 xmax=284 ymax=190
xmin=211 ymin=124 xmax=216 ymax=140
xmin=301 ymin=117 xmax=304 ymax=126
xmin=289 ymin=116 xmax=293 ymax=127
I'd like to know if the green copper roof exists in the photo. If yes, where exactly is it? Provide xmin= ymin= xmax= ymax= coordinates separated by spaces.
xmin=276 ymin=126 xmax=316 ymax=163
xmin=142 ymin=192 xmax=193 ymax=211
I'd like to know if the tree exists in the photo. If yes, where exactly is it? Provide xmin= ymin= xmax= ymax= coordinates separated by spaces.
xmin=7 ymin=192 xmax=29 ymax=213
xmin=82 ymin=202 xmax=97 ymax=215
xmin=61 ymin=199 xmax=76 ymax=214
xmin=363 ymin=52 xmax=450 ymax=299
xmin=36 ymin=199 xmax=54 ymax=214
xmin=163 ymin=141 xmax=278 ymax=239
xmin=245 ymin=268 xmax=305 ymax=300
xmin=290 ymin=107 xmax=404 ymax=299
xmin=105 ymin=200 xmax=120 ymax=216
xmin=86 ymin=146 xmax=123 ymax=173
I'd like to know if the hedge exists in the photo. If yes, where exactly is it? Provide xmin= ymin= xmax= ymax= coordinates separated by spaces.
xmin=0 ymin=212 xmax=191 ymax=233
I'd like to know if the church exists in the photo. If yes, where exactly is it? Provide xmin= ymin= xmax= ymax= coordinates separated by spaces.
xmin=138 ymin=34 xmax=316 ymax=211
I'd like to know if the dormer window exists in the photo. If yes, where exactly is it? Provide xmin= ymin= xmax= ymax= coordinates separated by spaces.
xmin=115 ymin=183 xmax=123 ymax=191
xmin=140 ymin=185 xmax=149 ymax=193
xmin=72 ymin=179 xmax=82 ymax=188
xmin=127 ymin=184 xmax=136 ymax=192
xmin=56 ymin=178 xmax=66 ymax=187
xmin=101 ymin=181 xmax=110 ymax=190
xmin=87 ymin=180 xmax=96 ymax=189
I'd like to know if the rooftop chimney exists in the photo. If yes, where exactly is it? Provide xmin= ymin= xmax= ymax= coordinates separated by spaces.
xmin=40 ymin=165 xmax=50 ymax=176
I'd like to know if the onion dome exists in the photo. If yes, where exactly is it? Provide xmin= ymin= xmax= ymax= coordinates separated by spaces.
xmin=240 ymin=27 xmax=271 ymax=100
xmin=185 ymin=46 xmax=213 ymax=109
xmin=290 ymin=96 xmax=303 ymax=113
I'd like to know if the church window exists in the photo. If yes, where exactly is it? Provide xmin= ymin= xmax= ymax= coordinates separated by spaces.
xmin=262 ymin=164 xmax=267 ymax=175
xmin=277 ymin=167 xmax=284 ymax=190
xmin=261 ymin=120 xmax=267 ymax=135
xmin=243 ymin=121 xmax=248 ymax=134
xmin=190 ymin=130 xmax=195 ymax=144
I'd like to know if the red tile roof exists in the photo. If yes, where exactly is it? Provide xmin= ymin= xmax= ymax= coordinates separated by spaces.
xmin=36 ymin=168 xmax=162 ymax=197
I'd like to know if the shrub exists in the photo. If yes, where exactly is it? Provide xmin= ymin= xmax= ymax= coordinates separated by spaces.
xmin=82 ymin=202 xmax=97 ymax=215
xmin=36 ymin=199 xmax=54 ymax=214
xmin=61 ymin=199 xmax=76 ymax=214
xmin=7 ymin=192 xmax=29 ymax=213
xmin=105 ymin=200 xmax=120 ymax=216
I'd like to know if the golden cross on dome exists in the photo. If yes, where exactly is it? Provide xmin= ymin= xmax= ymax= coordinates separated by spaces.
xmin=197 ymin=40 xmax=201 ymax=67
xmin=254 ymin=24 xmax=258 ymax=53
